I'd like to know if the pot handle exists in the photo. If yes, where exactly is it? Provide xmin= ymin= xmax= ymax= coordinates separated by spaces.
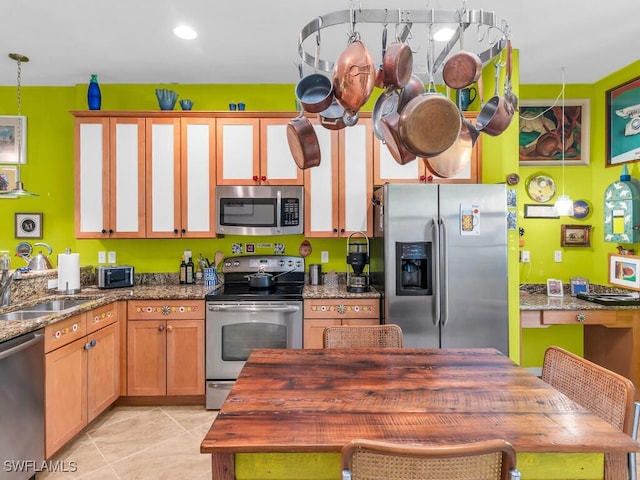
xmin=349 ymin=64 xmax=374 ymax=76
xmin=34 ymin=242 xmax=52 ymax=255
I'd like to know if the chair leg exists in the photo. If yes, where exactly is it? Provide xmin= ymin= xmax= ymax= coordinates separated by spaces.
xmin=509 ymin=468 xmax=522 ymax=479
xmin=629 ymin=402 xmax=640 ymax=480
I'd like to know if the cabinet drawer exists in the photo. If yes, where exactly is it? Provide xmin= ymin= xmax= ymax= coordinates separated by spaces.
xmin=45 ymin=313 xmax=87 ymax=353
xmin=520 ymin=311 xmax=542 ymax=328
xmin=86 ymin=302 xmax=118 ymax=334
xmin=542 ymin=310 xmax=617 ymax=325
xmin=127 ymin=300 xmax=204 ymax=320
xmin=304 ymin=299 xmax=380 ymax=319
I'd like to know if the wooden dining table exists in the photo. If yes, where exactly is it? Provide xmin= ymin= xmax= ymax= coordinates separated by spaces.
xmin=200 ymin=348 xmax=640 ymax=480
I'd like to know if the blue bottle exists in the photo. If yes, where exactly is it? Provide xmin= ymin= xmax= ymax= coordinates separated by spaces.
xmin=87 ymin=74 xmax=101 ymax=110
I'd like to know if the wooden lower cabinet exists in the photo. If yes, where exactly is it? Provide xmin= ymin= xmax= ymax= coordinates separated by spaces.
xmin=303 ymin=298 xmax=380 ymax=349
xmin=127 ymin=300 xmax=204 ymax=396
xmin=45 ymin=303 xmax=120 ymax=458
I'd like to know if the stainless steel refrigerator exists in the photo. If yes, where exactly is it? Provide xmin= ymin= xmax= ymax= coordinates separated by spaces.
xmin=371 ymin=183 xmax=508 ymax=354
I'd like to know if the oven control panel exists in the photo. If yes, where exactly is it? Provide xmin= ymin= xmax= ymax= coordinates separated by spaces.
xmin=222 ymin=255 xmax=305 ymax=273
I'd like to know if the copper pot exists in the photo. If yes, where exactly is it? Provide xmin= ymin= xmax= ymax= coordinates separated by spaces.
xmin=333 ymin=40 xmax=376 ymax=115
xmin=286 ymin=114 xmax=321 ymax=169
xmin=318 ymin=98 xmax=347 ymax=131
xmin=398 ymin=93 xmax=461 ymax=157
xmin=295 ymin=73 xmax=334 ymax=114
xmin=424 ymin=116 xmax=476 ymax=178
xmin=382 ymin=42 xmax=413 ymax=88
xmin=476 ymin=61 xmax=514 ymax=136
xmin=372 ymin=87 xmax=400 ymax=141
xmin=397 ymin=74 xmax=425 ymax=112
xmin=379 ymin=111 xmax=416 ymax=165
xmin=441 ymin=23 xmax=482 ymax=90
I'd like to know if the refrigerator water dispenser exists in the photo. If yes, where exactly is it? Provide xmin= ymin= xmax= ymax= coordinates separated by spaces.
xmin=395 ymin=242 xmax=432 ymax=295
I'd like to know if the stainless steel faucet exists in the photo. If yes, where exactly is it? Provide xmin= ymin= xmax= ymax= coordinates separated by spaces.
xmin=0 ymin=269 xmax=14 ymax=307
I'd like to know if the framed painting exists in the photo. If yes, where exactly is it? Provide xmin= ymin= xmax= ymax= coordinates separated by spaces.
xmin=0 ymin=116 xmax=27 ymax=164
xmin=546 ymin=279 xmax=563 ymax=297
xmin=608 ymin=253 xmax=640 ymax=291
xmin=524 ymin=204 xmax=559 ymax=219
xmin=606 ymin=76 xmax=640 ymax=166
xmin=15 ymin=212 xmax=42 ymax=239
xmin=0 ymin=166 xmax=17 ymax=196
xmin=560 ymin=224 xmax=591 ymax=247
xmin=519 ymin=99 xmax=590 ymax=166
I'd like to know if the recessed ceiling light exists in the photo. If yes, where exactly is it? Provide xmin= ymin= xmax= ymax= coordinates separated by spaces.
xmin=433 ymin=27 xmax=455 ymax=42
xmin=173 ymin=24 xmax=197 ymax=40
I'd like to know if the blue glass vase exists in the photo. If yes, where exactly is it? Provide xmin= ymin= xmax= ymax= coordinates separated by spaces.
xmin=87 ymin=74 xmax=101 ymax=110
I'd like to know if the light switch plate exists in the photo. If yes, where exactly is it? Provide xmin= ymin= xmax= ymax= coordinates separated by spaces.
xmin=108 ymin=251 xmax=116 ymax=264
xmin=321 ymin=251 xmax=329 ymax=263
xmin=98 ymin=251 xmax=106 ymax=263
xmin=554 ymin=250 xmax=562 ymax=262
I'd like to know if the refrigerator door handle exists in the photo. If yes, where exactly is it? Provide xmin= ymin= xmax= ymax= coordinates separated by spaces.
xmin=432 ymin=217 xmax=440 ymax=326
xmin=440 ymin=217 xmax=450 ymax=328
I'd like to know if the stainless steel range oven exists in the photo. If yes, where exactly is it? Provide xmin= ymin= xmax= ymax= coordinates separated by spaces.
xmin=205 ymin=255 xmax=304 ymax=409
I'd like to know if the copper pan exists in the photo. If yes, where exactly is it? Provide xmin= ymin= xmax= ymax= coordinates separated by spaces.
xmin=424 ymin=116 xmax=476 ymax=178
xmin=333 ymin=40 xmax=376 ymax=115
xmin=397 ymin=74 xmax=425 ymax=112
xmin=398 ymin=93 xmax=461 ymax=157
xmin=476 ymin=60 xmax=514 ymax=136
xmin=442 ymin=22 xmax=482 ymax=90
xmin=287 ymin=113 xmax=321 ymax=169
xmin=379 ymin=111 xmax=416 ymax=165
xmin=382 ymin=41 xmax=413 ymax=88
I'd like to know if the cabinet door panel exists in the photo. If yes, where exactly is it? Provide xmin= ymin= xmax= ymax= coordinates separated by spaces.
xmin=374 ymin=141 xmax=422 ymax=184
xmin=87 ymin=321 xmax=120 ymax=422
xmin=341 ymin=122 xmax=372 ymax=235
xmin=45 ymin=338 xmax=87 ymax=458
xmin=166 ymin=319 xmax=205 ymax=395
xmin=305 ymin=126 xmax=338 ymax=236
xmin=111 ymin=119 xmax=145 ymax=236
xmin=147 ymin=119 xmax=180 ymax=236
xmin=262 ymin=121 xmax=303 ymax=184
xmin=183 ymin=120 xmax=216 ymax=236
xmin=303 ymin=319 xmax=342 ymax=349
xmin=217 ymin=119 xmax=259 ymax=184
xmin=127 ymin=320 xmax=166 ymax=396
xmin=76 ymin=119 xmax=108 ymax=237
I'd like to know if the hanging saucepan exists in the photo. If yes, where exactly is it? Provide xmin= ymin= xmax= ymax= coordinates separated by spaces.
xmin=318 ymin=98 xmax=347 ymax=131
xmin=333 ymin=39 xmax=376 ymax=115
xmin=374 ymin=24 xmax=388 ymax=89
xmin=442 ymin=22 xmax=482 ymax=90
xmin=379 ymin=110 xmax=416 ymax=165
xmin=476 ymin=60 xmax=514 ymax=136
xmin=372 ymin=87 xmax=400 ymax=141
xmin=424 ymin=114 xmax=477 ymax=178
xmin=286 ymin=113 xmax=321 ymax=169
xmin=295 ymin=73 xmax=334 ymax=114
xmin=382 ymin=41 xmax=413 ymax=89
xmin=397 ymin=74 xmax=426 ymax=112
xmin=246 ymin=267 xmax=297 ymax=288
xmin=398 ymin=92 xmax=461 ymax=157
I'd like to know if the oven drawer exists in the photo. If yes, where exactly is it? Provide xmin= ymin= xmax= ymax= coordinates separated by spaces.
xmin=128 ymin=300 xmax=204 ymax=320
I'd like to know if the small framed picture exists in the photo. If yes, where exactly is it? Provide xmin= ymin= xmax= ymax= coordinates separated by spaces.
xmin=246 ymin=243 xmax=255 ymax=254
xmin=561 ymin=224 xmax=592 ymax=247
xmin=0 ymin=165 xmax=18 ymax=196
xmin=606 ymin=76 xmax=640 ymax=166
xmin=524 ymin=204 xmax=559 ymax=219
xmin=570 ymin=277 xmax=589 ymax=296
xmin=0 ymin=116 xmax=27 ymax=164
xmin=15 ymin=212 xmax=42 ymax=239
xmin=547 ymin=279 xmax=564 ymax=297
xmin=609 ymin=253 xmax=640 ymax=291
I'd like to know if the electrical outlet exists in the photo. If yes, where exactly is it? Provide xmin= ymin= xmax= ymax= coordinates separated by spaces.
xmin=520 ymin=251 xmax=530 ymax=263
xmin=47 ymin=279 xmax=58 ymax=289
xmin=554 ymin=250 xmax=562 ymax=262
xmin=98 ymin=251 xmax=106 ymax=263
xmin=321 ymin=251 xmax=329 ymax=263
xmin=108 ymin=251 xmax=116 ymax=264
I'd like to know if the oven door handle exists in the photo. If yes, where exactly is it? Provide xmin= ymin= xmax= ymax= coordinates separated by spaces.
xmin=208 ymin=305 xmax=301 ymax=313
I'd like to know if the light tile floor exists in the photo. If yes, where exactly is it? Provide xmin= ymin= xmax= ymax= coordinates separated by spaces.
xmin=37 ymin=405 xmax=218 ymax=480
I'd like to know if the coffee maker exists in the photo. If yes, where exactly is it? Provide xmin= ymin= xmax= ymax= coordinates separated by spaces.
xmin=346 ymin=232 xmax=370 ymax=293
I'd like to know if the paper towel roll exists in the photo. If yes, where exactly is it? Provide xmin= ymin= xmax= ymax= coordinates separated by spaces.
xmin=58 ymin=252 xmax=80 ymax=292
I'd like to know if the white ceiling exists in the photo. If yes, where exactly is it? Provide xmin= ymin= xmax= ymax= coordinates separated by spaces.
xmin=1 ymin=0 xmax=638 ymax=87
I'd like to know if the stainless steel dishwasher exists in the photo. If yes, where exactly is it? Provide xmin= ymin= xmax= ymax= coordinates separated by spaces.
xmin=0 ymin=329 xmax=44 ymax=480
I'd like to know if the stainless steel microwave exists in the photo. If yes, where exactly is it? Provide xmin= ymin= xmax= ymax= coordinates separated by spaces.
xmin=216 ymin=186 xmax=304 ymax=236
xmin=96 ymin=265 xmax=134 ymax=289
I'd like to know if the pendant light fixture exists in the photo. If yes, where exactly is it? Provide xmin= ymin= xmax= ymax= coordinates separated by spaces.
xmin=0 ymin=53 xmax=38 ymax=197
xmin=554 ymin=67 xmax=572 ymax=216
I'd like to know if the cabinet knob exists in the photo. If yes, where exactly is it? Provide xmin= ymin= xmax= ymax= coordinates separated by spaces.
xmin=90 ymin=339 xmax=97 ymax=347
xmin=158 ymin=325 xmax=165 ymax=332
xmin=261 ymin=175 xmax=267 ymax=182
xmin=181 ymin=228 xmax=186 ymax=234
xmin=167 ymin=325 xmax=174 ymax=332
xmin=340 ymin=228 xmax=345 ymax=234
xmin=333 ymin=228 xmax=338 ymax=233
xmin=173 ymin=228 xmax=179 ymax=234
xmin=576 ymin=312 xmax=586 ymax=323
xmin=253 ymin=175 xmax=259 ymax=182
xmin=419 ymin=175 xmax=426 ymax=182
xmin=108 ymin=229 xmax=114 ymax=235
xmin=84 ymin=342 xmax=91 ymax=350
xmin=101 ymin=229 xmax=107 ymax=234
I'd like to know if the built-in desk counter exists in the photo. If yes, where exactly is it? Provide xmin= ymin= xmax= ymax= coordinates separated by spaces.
xmin=520 ymin=291 xmax=640 ymax=400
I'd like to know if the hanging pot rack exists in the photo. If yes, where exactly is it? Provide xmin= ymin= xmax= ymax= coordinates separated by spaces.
xmin=297 ymin=8 xmax=509 ymax=79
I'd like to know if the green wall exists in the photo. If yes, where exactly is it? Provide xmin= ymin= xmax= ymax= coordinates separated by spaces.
xmin=518 ymin=60 xmax=640 ymax=367
xmin=1 ymin=56 xmax=637 ymax=366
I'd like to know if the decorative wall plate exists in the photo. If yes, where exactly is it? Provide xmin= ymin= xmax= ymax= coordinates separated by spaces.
xmin=572 ymin=199 xmax=591 ymax=219
xmin=526 ymin=174 xmax=556 ymax=203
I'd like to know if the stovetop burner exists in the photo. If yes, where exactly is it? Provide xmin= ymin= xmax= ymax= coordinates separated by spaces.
xmin=205 ymin=254 xmax=305 ymax=302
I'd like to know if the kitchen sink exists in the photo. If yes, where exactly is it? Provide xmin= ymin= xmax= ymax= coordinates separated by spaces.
xmin=0 ymin=311 xmax=50 ymax=321
xmin=23 ymin=299 xmax=93 ymax=312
